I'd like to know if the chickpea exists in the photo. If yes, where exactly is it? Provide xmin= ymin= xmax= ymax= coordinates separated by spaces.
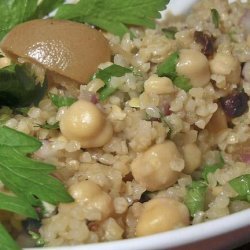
xmin=175 ymin=30 xmax=194 ymax=48
xmin=209 ymin=53 xmax=241 ymax=84
xmin=80 ymin=120 xmax=113 ymax=148
xmin=136 ymin=198 xmax=190 ymax=237
xmin=182 ymin=143 xmax=202 ymax=174
xmin=60 ymin=100 xmax=113 ymax=148
xmin=69 ymin=180 xmax=113 ymax=220
xmin=176 ymin=49 xmax=210 ymax=87
xmin=242 ymin=62 xmax=250 ymax=82
xmin=144 ymin=74 xmax=175 ymax=95
xmin=131 ymin=141 xmax=184 ymax=191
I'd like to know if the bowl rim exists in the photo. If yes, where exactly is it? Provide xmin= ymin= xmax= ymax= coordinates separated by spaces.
xmin=26 ymin=209 xmax=250 ymax=250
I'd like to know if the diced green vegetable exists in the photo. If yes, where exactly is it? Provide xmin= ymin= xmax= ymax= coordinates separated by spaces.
xmin=184 ymin=181 xmax=207 ymax=217
xmin=162 ymin=27 xmax=178 ymax=40
xmin=0 ymin=192 xmax=38 ymax=219
xmin=0 ymin=64 xmax=47 ymax=108
xmin=211 ymin=9 xmax=220 ymax=29
xmin=201 ymin=154 xmax=224 ymax=182
xmin=49 ymin=93 xmax=77 ymax=108
xmin=94 ymin=64 xmax=132 ymax=101
xmin=229 ymin=174 xmax=250 ymax=202
xmin=173 ymin=75 xmax=192 ymax=92
xmin=157 ymin=51 xmax=179 ymax=79
xmin=38 ymin=122 xmax=60 ymax=130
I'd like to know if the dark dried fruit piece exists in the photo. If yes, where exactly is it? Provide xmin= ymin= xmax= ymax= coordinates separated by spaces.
xmin=140 ymin=191 xmax=152 ymax=203
xmin=194 ymin=31 xmax=215 ymax=57
xmin=220 ymin=92 xmax=249 ymax=118
xmin=22 ymin=219 xmax=41 ymax=234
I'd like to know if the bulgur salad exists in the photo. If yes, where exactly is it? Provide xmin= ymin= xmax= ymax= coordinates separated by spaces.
xmin=0 ymin=0 xmax=249 ymax=248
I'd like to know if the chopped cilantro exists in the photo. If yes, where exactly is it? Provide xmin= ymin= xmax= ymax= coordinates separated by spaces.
xmin=94 ymin=64 xmax=132 ymax=101
xmin=49 ymin=93 xmax=76 ymax=108
xmin=162 ymin=26 xmax=178 ymax=40
xmin=211 ymin=9 xmax=220 ymax=29
xmin=157 ymin=51 xmax=192 ymax=91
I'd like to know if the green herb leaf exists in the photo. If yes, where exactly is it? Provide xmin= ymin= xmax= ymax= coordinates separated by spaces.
xmin=0 ymin=223 xmax=20 ymax=250
xmin=14 ymin=107 xmax=30 ymax=116
xmin=157 ymin=51 xmax=179 ymax=79
xmin=201 ymin=154 xmax=224 ymax=182
xmin=173 ymin=75 xmax=192 ymax=92
xmin=0 ymin=126 xmax=41 ymax=154
xmin=162 ymin=27 xmax=178 ymax=40
xmin=0 ymin=145 xmax=73 ymax=205
xmin=34 ymin=0 xmax=64 ymax=18
xmin=157 ymin=51 xmax=192 ymax=92
xmin=0 ymin=126 xmax=73 ymax=205
xmin=211 ymin=9 xmax=220 ymax=29
xmin=0 ymin=192 xmax=37 ymax=219
xmin=0 ymin=127 xmax=73 ymax=248
xmin=229 ymin=174 xmax=250 ymax=202
xmin=55 ymin=0 xmax=170 ymax=37
xmin=0 ymin=0 xmax=38 ymax=40
xmin=0 ymin=0 xmax=66 ymax=41
xmin=49 ymin=93 xmax=77 ymax=108
xmin=95 ymin=64 xmax=132 ymax=101
xmin=184 ymin=181 xmax=207 ymax=217
xmin=29 ymin=231 xmax=45 ymax=247
xmin=38 ymin=122 xmax=60 ymax=130
xmin=0 ymin=64 xmax=47 ymax=108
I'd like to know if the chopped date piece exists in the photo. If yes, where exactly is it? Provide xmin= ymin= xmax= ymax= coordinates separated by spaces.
xmin=194 ymin=31 xmax=215 ymax=57
xmin=90 ymin=94 xmax=99 ymax=104
xmin=220 ymin=92 xmax=249 ymax=118
xmin=163 ymin=102 xmax=172 ymax=116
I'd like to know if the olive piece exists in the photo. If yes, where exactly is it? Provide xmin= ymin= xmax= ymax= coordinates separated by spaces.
xmin=220 ymin=92 xmax=249 ymax=118
xmin=139 ymin=191 xmax=152 ymax=203
xmin=22 ymin=219 xmax=41 ymax=233
xmin=0 ymin=19 xmax=111 ymax=86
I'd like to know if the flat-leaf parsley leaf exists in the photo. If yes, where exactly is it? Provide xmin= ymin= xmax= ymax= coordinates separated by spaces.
xmin=211 ymin=9 xmax=220 ymax=29
xmin=55 ymin=0 xmax=170 ymax=37
xmin=0 ymin=126 xmax=73 ymax=248
xmin=157 ymin=51 xmax=192 ymax=91
xmin=0 ymin=223 xmax=20 ymax=250
xmin=49 ymin=93 xmax=77 ymax=108
xmin=94 ymin=64 xmax=132 ymax=101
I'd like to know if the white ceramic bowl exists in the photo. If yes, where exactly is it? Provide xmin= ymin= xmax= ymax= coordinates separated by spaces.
xmin=28 ymin=0 xmax=250 ymax=249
